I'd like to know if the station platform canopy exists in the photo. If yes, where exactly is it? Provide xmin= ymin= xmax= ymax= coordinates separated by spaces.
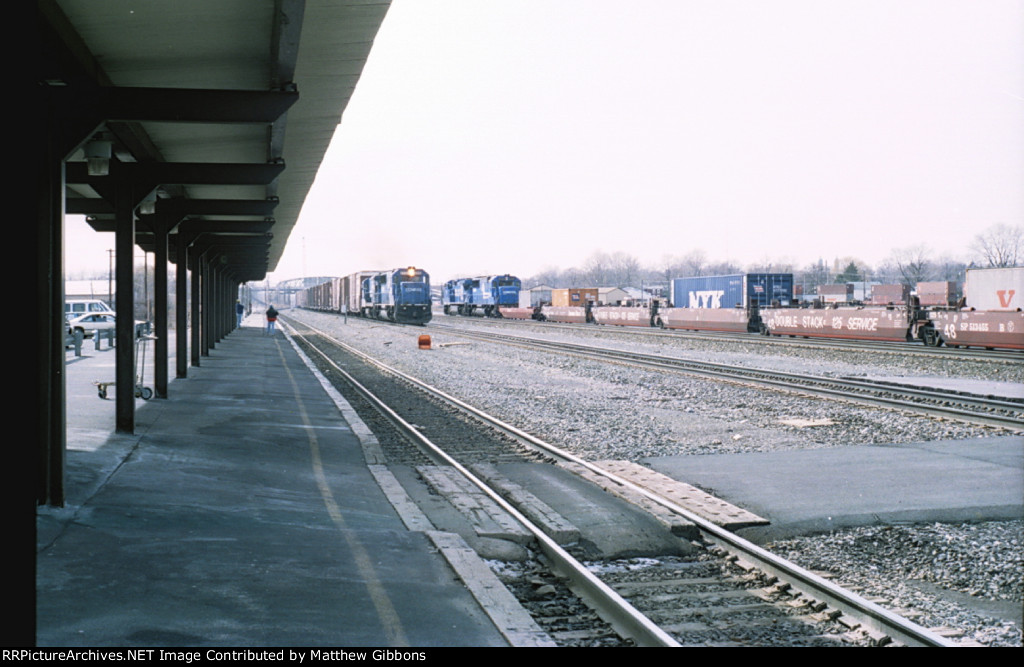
xmin=42 ymin=0 xmax=391 ymax=280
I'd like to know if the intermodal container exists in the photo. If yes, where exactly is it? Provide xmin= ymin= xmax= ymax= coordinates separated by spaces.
xmin=671 ymin=274 xmax=793 ymax=309
xmin=551 ymin=288 xmax=599 ymax=308
xmin=817 ymin=284 xmax=853 ymax=303
xmin=870 ymin=284 xmax=910 ymax=306
xmin=964 ymin=267 xmax=1024 ymax=311
xmin=916 ymin=281 xmax=960 ymax=307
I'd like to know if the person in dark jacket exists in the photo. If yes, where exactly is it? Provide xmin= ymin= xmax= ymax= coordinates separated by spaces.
xmin=265 ymin=305 xmax=278 ymax=335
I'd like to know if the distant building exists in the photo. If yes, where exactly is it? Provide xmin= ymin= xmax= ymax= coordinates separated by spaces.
xmin=523 ymin=284 xmax=554 ymax=307
xmin=65 ymin=280 xmax=112 ymax=303
xmin=597 ymin=287 xmax=630 ymax=305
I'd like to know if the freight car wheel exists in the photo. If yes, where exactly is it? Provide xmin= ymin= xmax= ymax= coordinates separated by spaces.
xmin=922 ymin=328 xmax=944 ymax=347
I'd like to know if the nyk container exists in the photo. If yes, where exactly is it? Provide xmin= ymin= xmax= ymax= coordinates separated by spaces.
xmin=670 ymin=274 xmax=793 ymax=309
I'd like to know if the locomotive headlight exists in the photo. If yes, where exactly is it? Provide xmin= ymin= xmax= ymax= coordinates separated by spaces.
xmin=406 ymin=267 xmax=416 ymax=277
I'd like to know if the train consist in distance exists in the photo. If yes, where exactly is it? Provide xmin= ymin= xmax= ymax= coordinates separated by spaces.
xmin=493 ymin=268 xmax=1023 ymax=351
xmin=298 ymin=267 xmax=432 ymax=324
xmin=299 ymin=266 xmax=1021 ymax=349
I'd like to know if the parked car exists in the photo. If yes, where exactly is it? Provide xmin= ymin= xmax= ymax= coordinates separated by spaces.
xmin=67 ymin=312 xmax=117 ymax=338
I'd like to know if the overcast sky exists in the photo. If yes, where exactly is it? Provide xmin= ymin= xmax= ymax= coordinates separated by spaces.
xmin=67 ymin=0 xmax=1024 ymax=284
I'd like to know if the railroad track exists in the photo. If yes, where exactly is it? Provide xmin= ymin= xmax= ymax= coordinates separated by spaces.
xmin=431 ymin=312 xmax=1024 ymax=363
xmin=281 ymin=315 xmax=960 ymax=647
xmin=426 ymin=322 xmax=1024 ymax=432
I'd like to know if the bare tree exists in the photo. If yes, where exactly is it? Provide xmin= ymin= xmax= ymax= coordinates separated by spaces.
xmin=583 ymin=251 xmax=612 ymax=286
xmin=971 ymin=223 xmax=1023 ymax=267
xmin=888 ymin=245 xmax=934 ymax=287
xmin=932 ymin=254 xmax=967 ymax=283
xmin=609 ymin=251 xmax=641 ymax=286
xmin=562 ymin=265 xmax=584 ymax=288
xmin=681 ymin=249 xmax=708 ymax=277
xmin=526 ymin=266 xmax=563 ymax=288
xmin=747 ymin=256 xmax=796 ymax=274
xmin=657 ymin=254 xmax=686 ymax=282
xmin=705 ymin=259 xmax=743 ymax=276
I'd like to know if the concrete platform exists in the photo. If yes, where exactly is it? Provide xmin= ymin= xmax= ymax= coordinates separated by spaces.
xmin=36 ymin=323 xmax=511 ymax=647
xmin=644 ymin=436 xmax=1024 ymax=542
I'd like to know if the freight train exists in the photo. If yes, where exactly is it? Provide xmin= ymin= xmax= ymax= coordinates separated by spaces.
xmin=493 ymin=270 xmax=1023 ymax=351
xmin=297 ymin=267 xmax=432 ymax=325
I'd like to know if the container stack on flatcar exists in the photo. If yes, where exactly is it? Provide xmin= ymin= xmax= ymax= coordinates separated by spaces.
xmin=916 ymin=281 xmax=961 ymax=308
xmin=868 ymin=284 xmax=911 ymax=306
xmin=817 ymin=283 xmax=854 ymax=304
xmin=926 ymin=267 xmax=1023 ymax=350
xmin=660 ymin=273 xmax=794 ymax=333
xmin=537 ymin=288 xmax=600 ymax=323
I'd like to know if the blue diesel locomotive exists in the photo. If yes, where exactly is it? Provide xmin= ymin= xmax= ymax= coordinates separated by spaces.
xmin=441 ymin=274 xmax=522 ymax=317
xmin=366 ymin=267 xmax=432 ymax=324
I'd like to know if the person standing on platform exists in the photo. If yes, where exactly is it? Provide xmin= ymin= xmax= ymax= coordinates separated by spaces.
xmin=236 ymin=300 xmax=244 ymax=327
xmin=265 ymin=304 xmax=278 ymax=335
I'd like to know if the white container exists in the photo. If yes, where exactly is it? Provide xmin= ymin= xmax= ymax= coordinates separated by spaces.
xmin=965 ymin=267 xmax=1024 ymax=311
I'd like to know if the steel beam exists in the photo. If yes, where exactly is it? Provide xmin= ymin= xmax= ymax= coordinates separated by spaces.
xmin=48 ymin=86 xmax=298 ymax=125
